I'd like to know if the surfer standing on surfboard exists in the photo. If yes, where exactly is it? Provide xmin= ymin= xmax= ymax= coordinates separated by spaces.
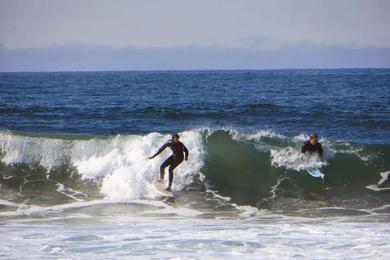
xmin=149 ymin=133 xmax=189 ymax=191
xmin=301 ymin=133 xmax=323 ymax=156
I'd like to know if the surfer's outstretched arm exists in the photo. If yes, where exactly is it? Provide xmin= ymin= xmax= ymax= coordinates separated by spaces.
xmin=149 ymin=142 xmax=168 ymax=159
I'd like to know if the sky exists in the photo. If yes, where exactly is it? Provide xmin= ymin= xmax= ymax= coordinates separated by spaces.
xmin=1 ymin=0 xmax=390 ymax=71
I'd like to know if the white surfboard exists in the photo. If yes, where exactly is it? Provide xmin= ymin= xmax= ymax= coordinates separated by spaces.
xmin=152 ymin=180 xmax=174 ymax=197
xmin=306 ymin=168 xmax=324 ymax=179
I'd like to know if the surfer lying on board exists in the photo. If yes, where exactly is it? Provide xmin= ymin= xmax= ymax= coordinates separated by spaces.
xmin=301 ymin=133 xmax=323 ymax=157
xmin=149 ymin=133 xmax=189 ymax=191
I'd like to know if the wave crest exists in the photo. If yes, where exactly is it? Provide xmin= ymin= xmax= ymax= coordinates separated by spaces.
xmin=1 ymin=129 xmax=389 ymax=211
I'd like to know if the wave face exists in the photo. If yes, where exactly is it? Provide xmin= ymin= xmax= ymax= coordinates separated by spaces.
xmin=0 ymin=129 xmax=389 ymax=212
xmin=205 ymin=131 xmax=390 ymax=211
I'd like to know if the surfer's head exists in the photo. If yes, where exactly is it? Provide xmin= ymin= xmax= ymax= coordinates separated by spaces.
xmin=172 ymin=133 xmax=180 ymax=142
xmin=309 ymin=133 xmax=318 ymax=145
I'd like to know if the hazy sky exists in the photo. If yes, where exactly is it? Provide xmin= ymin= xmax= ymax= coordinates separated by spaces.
xmin=2 ymin=0 xmax=390 ymax=49
xmin=1 ymin=0 xmax=390 ymax=70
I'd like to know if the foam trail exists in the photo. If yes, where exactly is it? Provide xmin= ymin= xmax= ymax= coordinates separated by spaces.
xmin=0 ymin=199 xmax=19 ymax=207
xmin=366 ymin=170 xmax=390 ymax=191
xmin=230 ymin=128 xmax=286 ymax=141
xmin=270 ymin=147 xmax=327 ymax=172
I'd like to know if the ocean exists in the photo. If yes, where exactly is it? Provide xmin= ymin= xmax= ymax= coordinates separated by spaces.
xmin=0 ymin=69 xmax=389 ymax=259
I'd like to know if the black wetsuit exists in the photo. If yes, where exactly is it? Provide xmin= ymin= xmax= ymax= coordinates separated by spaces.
xmin=301 ymin=141 xmax=323 ymax=156
xmin=152 ymin=140 xmax=189 ymax=187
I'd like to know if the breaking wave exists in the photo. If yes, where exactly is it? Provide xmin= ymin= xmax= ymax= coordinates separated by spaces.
xmin=0 ymin=129 xmax=389 ymax=213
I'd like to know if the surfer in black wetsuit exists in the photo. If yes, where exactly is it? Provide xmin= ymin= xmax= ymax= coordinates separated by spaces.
xmin=301 ymin=133 xmax=323 ymax=156
xmin=149 ymin=133 xmax=189 ymax=191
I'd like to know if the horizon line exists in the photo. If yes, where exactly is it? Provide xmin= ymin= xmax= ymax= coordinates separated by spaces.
xmin=1 ymin=67 xmax=390 ymax=73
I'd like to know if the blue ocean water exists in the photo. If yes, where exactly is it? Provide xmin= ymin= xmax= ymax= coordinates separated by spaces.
xmin=1 ymin=69 xmax=389 ymax=143
xmin=1 ymin=69 xmax=390 ymax=259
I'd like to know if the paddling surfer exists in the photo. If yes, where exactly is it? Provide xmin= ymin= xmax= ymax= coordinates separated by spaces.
xmin=301 ymin=133 xmax=323 ymax=157
xmin=149 ymin=133 xmax=189 ymax=191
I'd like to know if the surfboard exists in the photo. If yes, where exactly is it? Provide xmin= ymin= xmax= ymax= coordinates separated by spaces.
xmin=152 ymin=180 xmax=174 ymax=197
xmin=306 ymin=168 xmax=324 ymax=179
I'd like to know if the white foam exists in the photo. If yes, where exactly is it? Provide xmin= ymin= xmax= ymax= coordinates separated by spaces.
xmin=0 ymin=132 xmax=71 ymax=170
xmin=269 ymin=176 xmax=287 ymax=199
xmin=99 ymin=130 xmax=205 ymax=201
xmin=366 ymin=170 xmax=390 ymax=191
xmin=0 ymin=200 xmax=103 ymax=217
xmin=234 ymin=131 xmax=334 ymax=173
xmin=0 ymin=130 xmax=205 ymax=202
xmin=230 ymin=128 xmax=286 ymax=142
xmin=56 ymin=183 xmax=85 ymax=202
xmin=2 ymin=213 xmax=390 ymax=259
xmin=270 ymin=147 xmax=327 ymax=172
xmin=0 ymin=199 xmax=19 ymax=207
